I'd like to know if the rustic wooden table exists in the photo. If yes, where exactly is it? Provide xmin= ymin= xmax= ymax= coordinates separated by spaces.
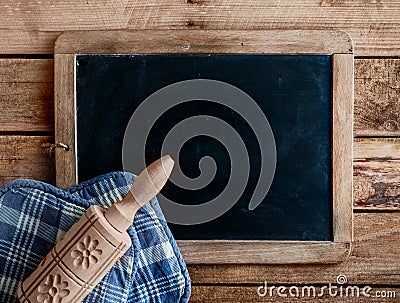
xmin=0 ymin=1 xmax=399 ymax=302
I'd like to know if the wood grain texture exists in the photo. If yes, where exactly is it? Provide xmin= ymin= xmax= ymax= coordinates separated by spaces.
xmin=54 ymin=30 xmax=353 ymax=54
xmin=54 ymin=54 xmax=76 ymax=189
xmin=191 ymin=286 xmax=399 ymax=302
xmin=178 ymin=241 xmax=351 ymax=265
xmin=332 ymin=54 xmax=353 ymax=243
xmin=0 ymin=136 xmax=54 ymax=186
xmin=0 ymin=59 xmax=53 ymax=131
xmin=0 ymin=1 xmax=399 ymax=55
xmin=0 ymin=59 xmax=53 ymax=82
xmin=188 ymin=212 xmax=400 ymax=285
xmin=0 ymin=1 xmax=132 ymax=30
xmin=354 ymin=138 xmax=400 ymax=209
xmin=0 ymin=30 xmax=59 ymax=54
xmin=354 ymin=59 xmax=400 ymax=137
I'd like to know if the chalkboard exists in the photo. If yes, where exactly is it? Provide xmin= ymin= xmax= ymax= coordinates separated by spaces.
xmin=76 ymin=54 xmax=332 ymax=241
xmin=54 ymin=30 xmax=354 ymax=264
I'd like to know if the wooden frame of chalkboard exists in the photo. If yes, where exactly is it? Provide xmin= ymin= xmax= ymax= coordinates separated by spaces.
xmin=54 ymin=30 xmax=353 ymax=264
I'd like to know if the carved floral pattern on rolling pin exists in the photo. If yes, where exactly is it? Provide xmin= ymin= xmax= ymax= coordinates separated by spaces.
xmin=37 ymin=274 xmax=70 ymax=303
xmin=71 ymin=235 xmax=102 ymax=269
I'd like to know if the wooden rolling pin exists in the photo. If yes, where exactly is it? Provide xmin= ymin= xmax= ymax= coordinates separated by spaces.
xmin=18 ymin=155 xmax=175 ymax=303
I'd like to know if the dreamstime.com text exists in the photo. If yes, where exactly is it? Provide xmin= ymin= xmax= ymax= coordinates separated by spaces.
xmin=257 ymin=275 xmax=396 ymax=300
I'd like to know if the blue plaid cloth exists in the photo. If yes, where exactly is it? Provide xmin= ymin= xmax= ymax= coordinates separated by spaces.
xmin=0 ymin=172 xmax=191 ymax=303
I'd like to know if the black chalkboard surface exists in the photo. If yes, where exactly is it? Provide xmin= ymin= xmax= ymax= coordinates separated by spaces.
xmin=54 ymin=30 xmax=354 ymax=264
xmin=76 ymin=54 xmax=332 ymax=241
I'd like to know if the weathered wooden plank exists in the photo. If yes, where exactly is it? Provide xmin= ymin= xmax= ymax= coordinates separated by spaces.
xmin=0 ymin=136 xmax=55 ymax=186
xmin=191 ymin=286 xmax=399 ymax=302
xmin=0 ymin=59 xmax=53 ymax=83
xmin=188 ymin=213 xmax=400 ymax=285
xmin=0 ymin=59 xmax=53 ymax=131
xmin=0 ymin=30 xmax=60 ymax=55
xmin=354 ymin=138 xmax=400 ymax=209
xmin=0 ymin=1 xmax=399 ymax=56
xmin=0 ymin=1 xmax=132 ymax=30
xmin=0 ymin=82 xmax=53 ymax=131
xmin=1 ymin=58 xmax=399 ymax=135
xmin=355 ymin=59 xmax=400 ymax=137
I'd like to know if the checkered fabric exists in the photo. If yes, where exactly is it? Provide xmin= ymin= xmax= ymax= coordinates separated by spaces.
xmin=0 ymin=172 xmax=191 ymax=303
